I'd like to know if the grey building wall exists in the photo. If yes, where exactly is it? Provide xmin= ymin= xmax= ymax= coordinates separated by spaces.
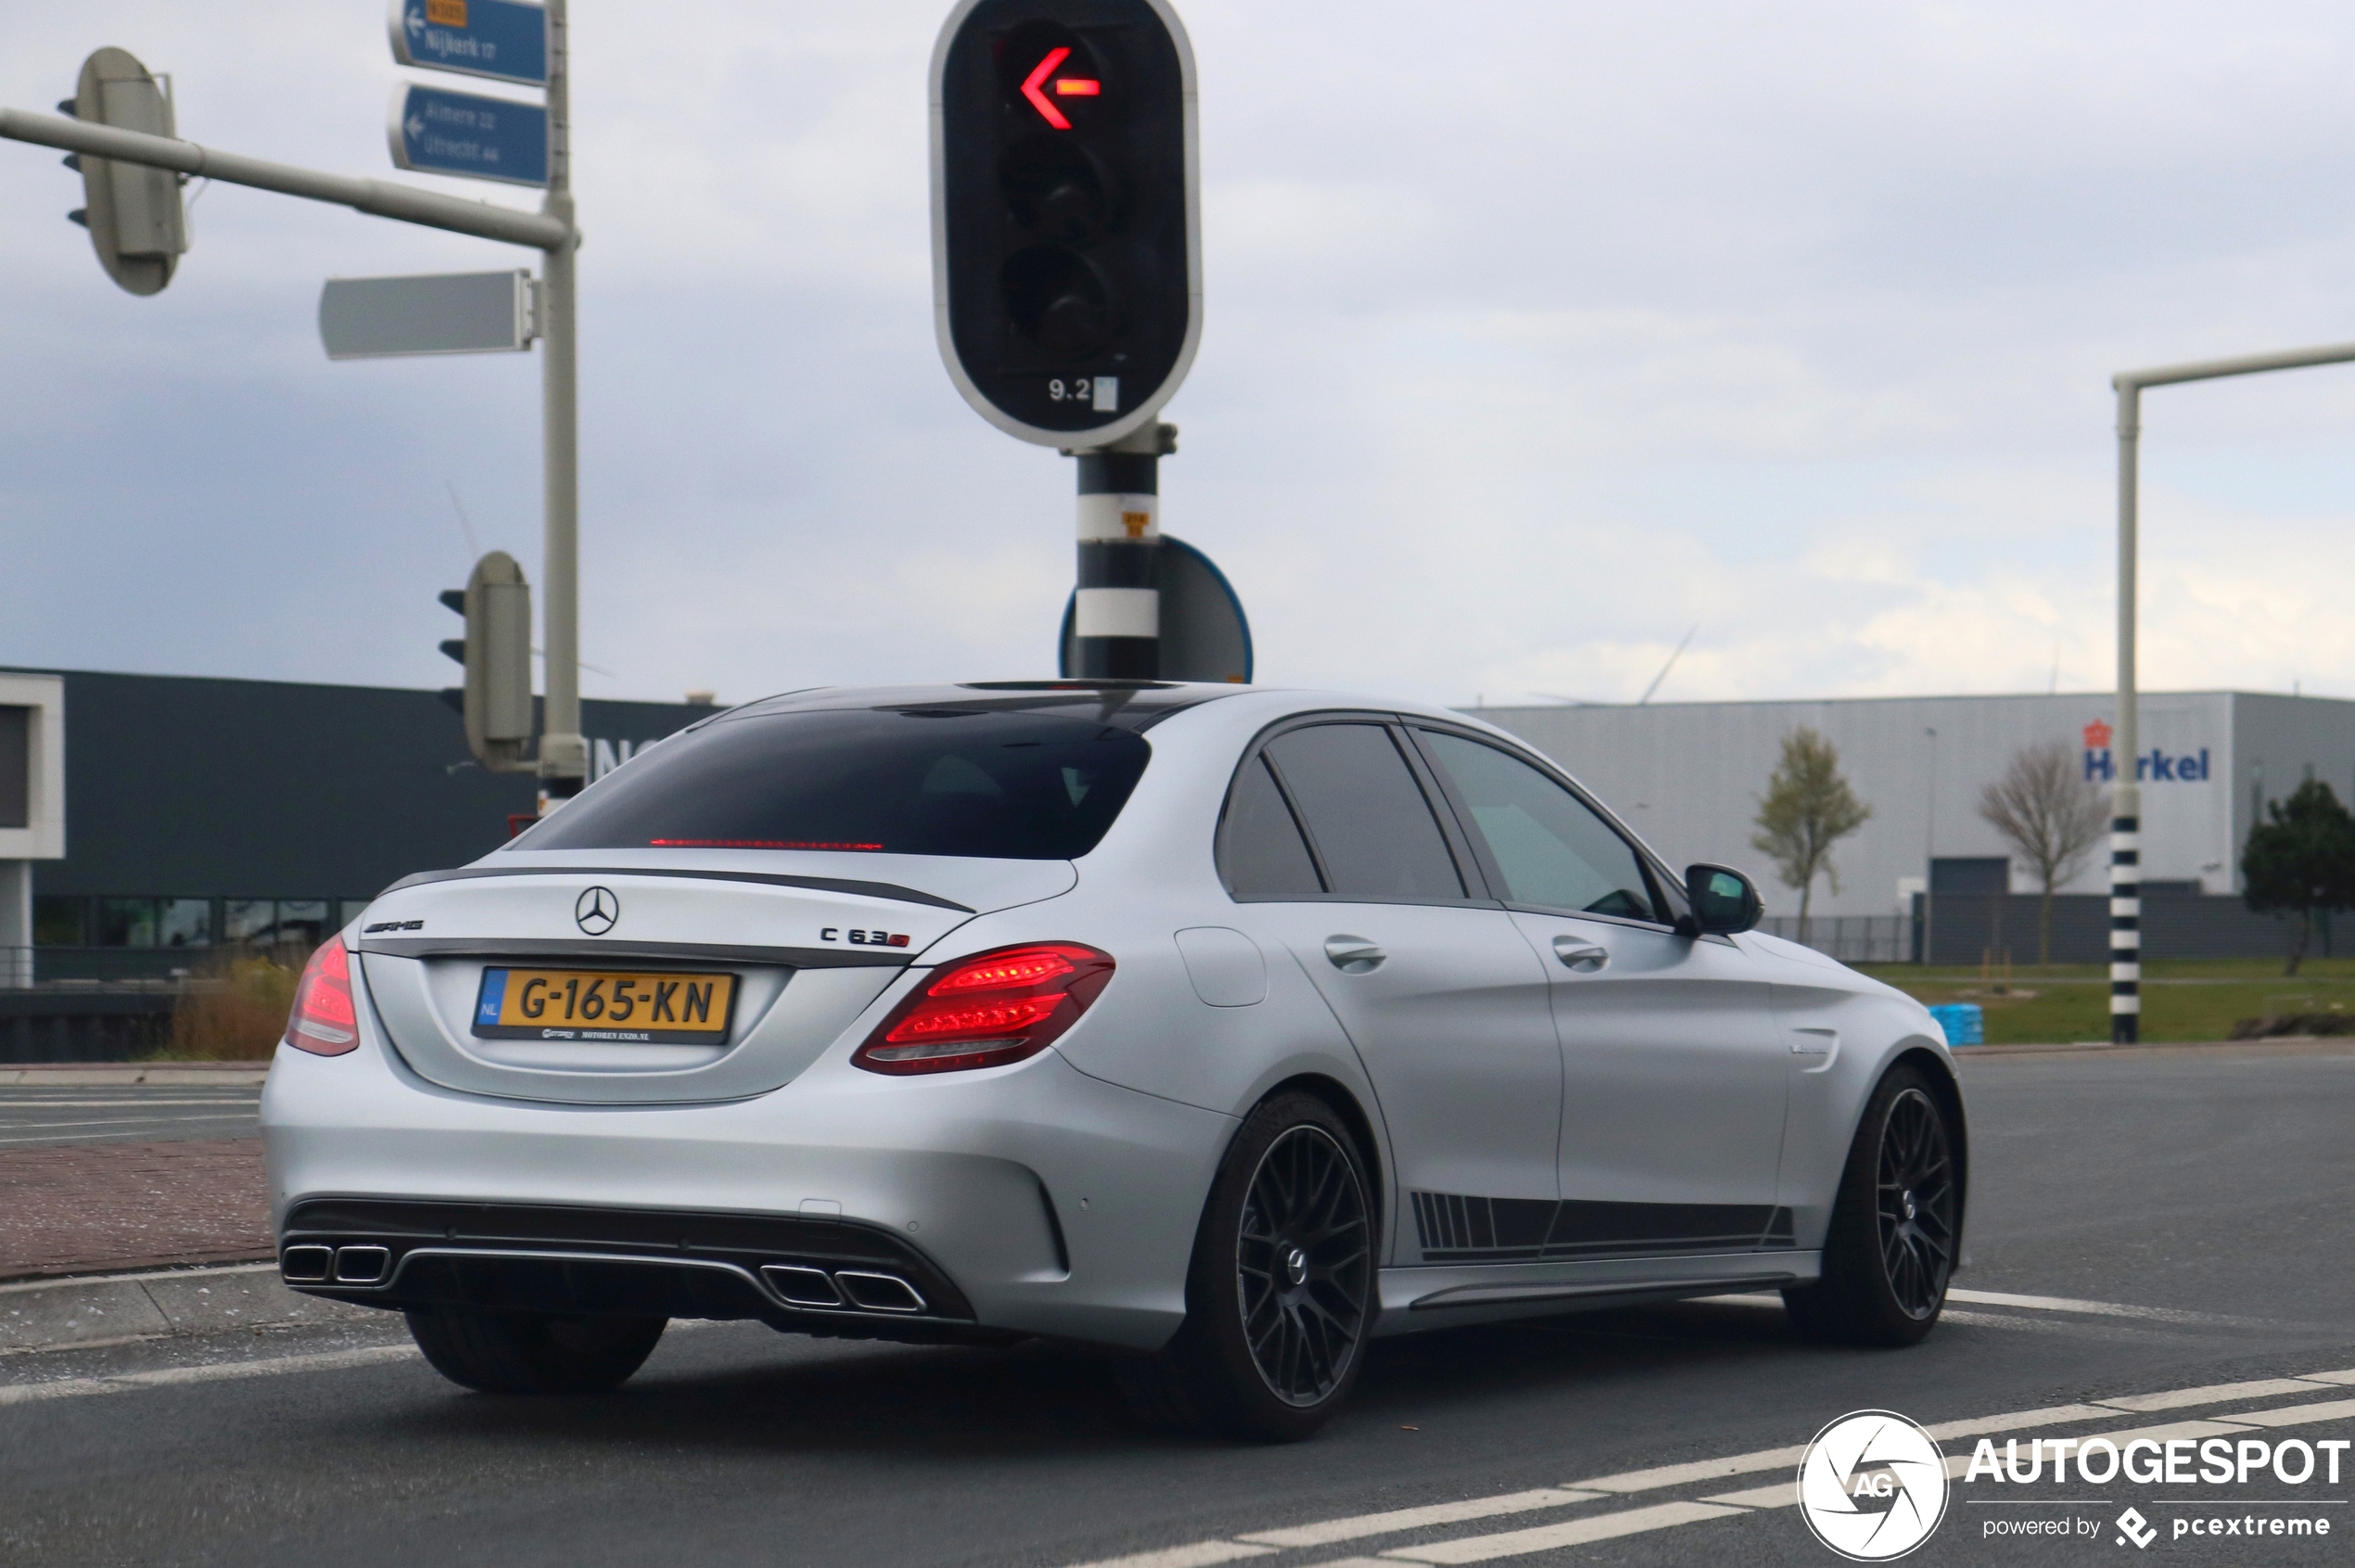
xmin=1475 ymin=691 xmax=2355 ymax=922
xmin=5 ymin=667 xmax=712 ymax=916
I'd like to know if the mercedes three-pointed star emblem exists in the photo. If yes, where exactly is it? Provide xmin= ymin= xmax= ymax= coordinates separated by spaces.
xmin=574 ymin=886 xmax=619 ymax=936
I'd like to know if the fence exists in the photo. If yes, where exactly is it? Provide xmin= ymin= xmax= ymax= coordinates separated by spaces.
xmin=1755 ymin=915 xmax=1911 ymax=964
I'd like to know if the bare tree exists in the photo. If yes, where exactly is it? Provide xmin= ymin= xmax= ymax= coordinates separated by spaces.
xmin=1751 ymin=728 xmax=1873 ymax=945
xmin=1976 ymin=740 xmax=2107 ymax=966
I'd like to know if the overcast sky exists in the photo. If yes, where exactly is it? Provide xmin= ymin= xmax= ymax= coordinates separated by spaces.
xmin=6 ymin=1 xmax=2355 ymax=710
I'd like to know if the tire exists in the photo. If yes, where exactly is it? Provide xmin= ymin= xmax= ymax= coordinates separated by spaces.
xmin=1784 ymin=1064 xmax=1960 ymax=1347
xmin=1117 ymin=1092 xmax=1377 ymax=1442
xmin=405 ymin=1307 xmax=667 ymax=1395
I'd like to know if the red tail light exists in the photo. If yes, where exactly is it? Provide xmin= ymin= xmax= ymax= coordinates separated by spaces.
xmin=852 ymin=942 xmax=1114 ymax=1076
xmin=286 ymin=939 xmax=359 ymax=1056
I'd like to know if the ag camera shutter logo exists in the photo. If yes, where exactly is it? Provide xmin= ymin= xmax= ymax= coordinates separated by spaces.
xmin=1798 ymin=1410 xmax=1950 ymax=1561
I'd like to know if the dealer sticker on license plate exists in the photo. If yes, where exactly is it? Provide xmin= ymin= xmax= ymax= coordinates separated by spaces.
xmin=471 ymin=968 xmax=737 ymax=1044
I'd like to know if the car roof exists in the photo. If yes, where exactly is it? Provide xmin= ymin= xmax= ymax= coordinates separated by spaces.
xmin=711 ymin=682 xmax=1251 ymax=735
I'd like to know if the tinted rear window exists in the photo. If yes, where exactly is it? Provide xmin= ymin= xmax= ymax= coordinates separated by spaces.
xmin=516 ymin=708 xmax=1152 ymax=860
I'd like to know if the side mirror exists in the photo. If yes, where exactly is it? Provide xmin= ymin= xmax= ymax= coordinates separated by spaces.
xmin=1683 ymin=863 xmax=1762 ymax=936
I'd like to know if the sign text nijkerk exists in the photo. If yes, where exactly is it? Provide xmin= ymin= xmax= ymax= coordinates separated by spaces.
xmin=2081 ymin=719 xmax=2210 ymax=784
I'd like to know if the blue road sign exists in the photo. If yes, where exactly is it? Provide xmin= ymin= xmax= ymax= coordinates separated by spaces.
xmin=389 ymin=84 xmax=547 ymax=187
xmin=388 ymin=0 xmax=548 ymax=88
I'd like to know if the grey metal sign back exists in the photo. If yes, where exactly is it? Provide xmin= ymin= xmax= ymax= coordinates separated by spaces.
xmin=320 ymin=270 xmax=536 ymax=359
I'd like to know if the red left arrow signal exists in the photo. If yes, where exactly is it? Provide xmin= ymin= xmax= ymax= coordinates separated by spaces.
xmin=1022 ymin=46 xmax=1100 ymax=129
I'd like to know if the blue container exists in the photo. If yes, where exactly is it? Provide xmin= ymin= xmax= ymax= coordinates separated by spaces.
xmin=1927 ymin=1002 xmax=1983 ymax=1046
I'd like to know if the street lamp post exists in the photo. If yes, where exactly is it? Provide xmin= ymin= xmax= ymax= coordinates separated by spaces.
xmin=2110 ymin=338 xmax=2355 ymax=1042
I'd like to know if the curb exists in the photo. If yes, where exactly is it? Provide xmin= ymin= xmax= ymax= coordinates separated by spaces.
xmin=0 ymin=1062 xmax=272 ymax=1086
xmin=1958 ymin=1038 xmax=2355 ymax=1059
xmin=0 ymin=1260 xmax=376 ymax=1355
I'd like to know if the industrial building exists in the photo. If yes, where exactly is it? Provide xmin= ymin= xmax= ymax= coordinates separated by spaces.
xmin=1479 ymin=691 xmax=2355 ymax=963
xmin=1 ymin=667 xmax=709 ymax=1010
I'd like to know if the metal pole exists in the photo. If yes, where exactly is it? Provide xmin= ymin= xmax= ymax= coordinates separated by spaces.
xmin=536 ymin=0 xmax=586 ymax=805
xmin=2109 ymin=381 xmax=2143 ymax=1042
xmin=2101 ymin=337 xmax=2355 ymax=1042
xmin=1923 ymin=726 xmax=1938 ymax=966
xmin=0 ymin=107 xmax=568 ymax=249
xmin=1071 ymin=422 xmax=1176 ymax=680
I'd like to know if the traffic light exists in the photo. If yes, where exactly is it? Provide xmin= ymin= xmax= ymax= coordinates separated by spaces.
xmin=932 ymin=0 xmax=1200 ymax=447
xmin=439 ymin=552 xmax=536 ymax=772
xmin=61 ymin=47 xmax=188 ymax=297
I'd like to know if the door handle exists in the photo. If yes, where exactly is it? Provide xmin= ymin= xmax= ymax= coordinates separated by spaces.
xmin=1552 ymin=937 xmax=1610 ymax=973
xmin=1324 ymin=936 xmax=1385 ymax=974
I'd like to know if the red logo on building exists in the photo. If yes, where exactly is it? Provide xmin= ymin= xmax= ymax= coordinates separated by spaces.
xmin=2082 ymin=719 xmax=2113 ymax=750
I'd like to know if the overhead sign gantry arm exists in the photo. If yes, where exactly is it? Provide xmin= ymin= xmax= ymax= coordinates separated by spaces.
xmin=0 ymin=0 xmax=590 ymax=804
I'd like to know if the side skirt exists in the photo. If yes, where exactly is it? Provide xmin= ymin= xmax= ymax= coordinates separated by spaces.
xmin=1369 ymin=1250 xmax=1821 ymax=1338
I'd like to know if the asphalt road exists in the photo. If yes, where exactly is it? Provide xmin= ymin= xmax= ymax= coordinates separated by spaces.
xmin=0 ymin=1086 xmax=262 ymax=1149
xmin=5 ymin=1043 xmax=2351 ymax=1568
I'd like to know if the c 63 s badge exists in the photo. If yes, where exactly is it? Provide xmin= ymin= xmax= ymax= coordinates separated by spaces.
xmin=821 ymin=928 xmax=911 ymax=948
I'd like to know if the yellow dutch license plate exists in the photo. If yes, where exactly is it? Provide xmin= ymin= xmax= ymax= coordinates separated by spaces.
xmin=471 ymin=968 xmax=737 ymax=1045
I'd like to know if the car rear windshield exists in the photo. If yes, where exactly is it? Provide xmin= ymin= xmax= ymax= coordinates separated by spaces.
xmin=514 ymin=708 xmax=1152 ymax=860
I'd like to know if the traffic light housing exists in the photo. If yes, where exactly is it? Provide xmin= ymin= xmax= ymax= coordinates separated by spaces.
xmin=932 ymin=0 xmax=1200 ymax=447
xmin=63 ymin=47 xmax=188 ymax=297
xmin=439 ymin=551 xmax=536 ymax=772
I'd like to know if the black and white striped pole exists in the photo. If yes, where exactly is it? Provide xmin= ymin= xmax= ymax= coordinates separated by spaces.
xmin=1072 ymin=422 xmax=1177 ymax=679
xmin=2112 ymin=338 xmax=2355 ymax=1043
xmin=2110 ymin=374 xmax=2142 ymax=1042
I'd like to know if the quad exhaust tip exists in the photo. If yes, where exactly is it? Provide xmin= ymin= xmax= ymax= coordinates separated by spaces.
xmin=280 ymin=1245 xmax=334 ymax=1283
xmin=759 ymin=1264 xmax=925 ymax=1314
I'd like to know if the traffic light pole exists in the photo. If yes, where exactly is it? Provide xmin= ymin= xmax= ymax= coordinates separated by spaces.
xmin=1070 ymin=422 xmax=1176 ymax=680
xmin=2108 ymin=338 xmax=2355 ymax=1043
xmin=537 ymin=0 xmax=585 ymax=804
xmin=1 ymin=67 xmax=589 ymax=804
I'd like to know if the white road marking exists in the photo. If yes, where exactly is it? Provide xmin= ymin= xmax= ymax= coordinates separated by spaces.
xmin=1238 ymin=1491 xmax=1600 ymax=1549
xmin=1944 ymin=1287 xmax=2238 ymax=1325
xmin=0 ymin=1345 xmax=420 ymax=1406
xmin=1376 ymin=1501 xmax=1745 ymax=1563
xmin=0 ymin=1115 xmax=256 ymax=1131
xmin=1073 ymin=1546 xmax=1274 ymax=1568
xmin=0 ymin=1098 xmax=260 ymax=1107
xmin=2227 ymin=1396 xmax=2355 ymax=1429
xmin=1052 ymin=1368 xmax=2355 ymax=1568
xmin=2097 ymin=1376 xmax=2334 ymax=1412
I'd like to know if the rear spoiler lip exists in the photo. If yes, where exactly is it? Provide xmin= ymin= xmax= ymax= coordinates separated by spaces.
xmin=376 ymin=863 xmax=976 ymax=913
xmin=351 ymin=936 xmax=912 ymax=970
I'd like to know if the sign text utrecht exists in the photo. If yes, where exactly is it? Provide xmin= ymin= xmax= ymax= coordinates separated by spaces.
xmin=388 ymin=84 xmax=548 ymax=187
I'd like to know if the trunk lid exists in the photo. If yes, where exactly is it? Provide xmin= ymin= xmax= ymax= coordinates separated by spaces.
xmin=351 ymin=849 xmax=1073 ymax=1103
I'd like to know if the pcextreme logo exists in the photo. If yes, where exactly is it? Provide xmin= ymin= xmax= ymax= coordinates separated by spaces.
xmin=1798 ymin=1410 xmax=1950 ymax=1561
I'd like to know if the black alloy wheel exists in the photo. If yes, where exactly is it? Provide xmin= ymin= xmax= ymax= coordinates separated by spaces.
xmin=1114 ymin=1092 xmax=1376 ymax=1440
xmin=1876 ymin=1086 xmax=1957 ymax=1319
xmin=1236 ymin=1124 xmax=1374 ymax=1407
xmin=1784 ymin=1064 xmax=1962 ymax=1347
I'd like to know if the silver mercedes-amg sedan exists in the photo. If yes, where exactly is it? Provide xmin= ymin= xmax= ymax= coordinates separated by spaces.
xmin=263 ymin=681 xmax=1966 ymax=1439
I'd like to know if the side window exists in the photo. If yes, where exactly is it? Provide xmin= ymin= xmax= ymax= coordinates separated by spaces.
xmin=1264 ymin=724 xmax=1466 ymax=901
xmin=1419 ymin=732 xmax=1662 ymax=923
xmin=1217 ymin=756 xmax=1324 ymax=898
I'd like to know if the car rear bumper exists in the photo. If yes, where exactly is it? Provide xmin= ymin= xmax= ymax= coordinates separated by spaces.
xmin=261 ymin=1031 xmax=1234 ymax=1352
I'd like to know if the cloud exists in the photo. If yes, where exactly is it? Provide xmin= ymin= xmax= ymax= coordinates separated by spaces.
xmin=5 ymin=0 xmax=2355 ymax=711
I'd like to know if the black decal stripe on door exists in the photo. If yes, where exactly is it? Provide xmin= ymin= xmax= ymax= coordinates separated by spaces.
xmin=1411 ymin=1192 xmax=1798 ymax=1262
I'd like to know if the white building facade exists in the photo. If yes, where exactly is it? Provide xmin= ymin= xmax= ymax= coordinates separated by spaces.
xmin=1476 ymin=692 xmax=2355 ymax=922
